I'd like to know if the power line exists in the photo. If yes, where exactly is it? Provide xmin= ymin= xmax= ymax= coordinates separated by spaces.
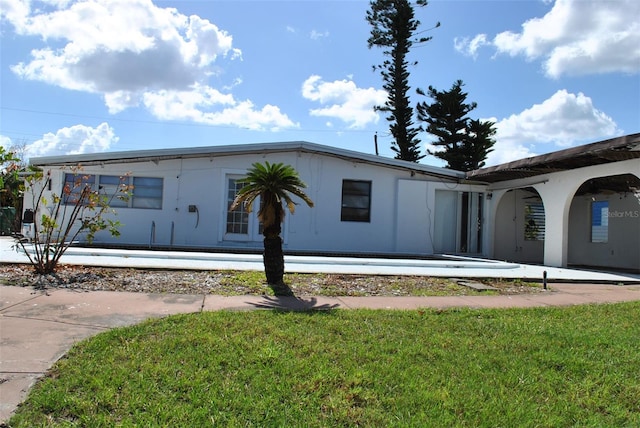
xmin=1 ymin=106 xmax=233 ymax=128
xmin=0 ymin=106 xmax=379 ymax=135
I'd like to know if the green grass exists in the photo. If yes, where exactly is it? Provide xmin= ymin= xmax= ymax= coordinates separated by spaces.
xmin=9 ymin=302 xmax=640 ymax=427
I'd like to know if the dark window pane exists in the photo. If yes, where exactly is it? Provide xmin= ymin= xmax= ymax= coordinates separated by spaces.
xmin=341 ymin=180 xmax=371 ymax=222
xmin=63 ymin=173 xmax=95 ymax=205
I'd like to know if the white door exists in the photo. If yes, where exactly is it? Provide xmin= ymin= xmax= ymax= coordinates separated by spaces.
xmin=434 ymin=190 xmax=458 ymax=253
xmin=223 ymin=176 xmax=262 ymax=242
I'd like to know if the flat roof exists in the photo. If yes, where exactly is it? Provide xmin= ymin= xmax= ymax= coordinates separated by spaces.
xmin=30 ymin=140 xmax=465 ymax=180
xmin=29 ymin=134 xmax=640 ymax=185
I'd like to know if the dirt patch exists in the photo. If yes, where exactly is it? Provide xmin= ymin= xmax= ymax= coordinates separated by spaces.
xmin=0 ymin=264 xmax=545 ymax=297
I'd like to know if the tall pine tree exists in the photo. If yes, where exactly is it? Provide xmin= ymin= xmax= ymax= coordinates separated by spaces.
xmin=464 ymin=119 xmax=496 ymax=170
xmin=367 ymin=0 xmax=437 ymax=162
xmin=416 ymin=79 xmax=495 ymax=171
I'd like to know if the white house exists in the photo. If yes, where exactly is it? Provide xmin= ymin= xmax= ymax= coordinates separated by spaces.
xmin=25 ymin=134 xmax=640 ymax=272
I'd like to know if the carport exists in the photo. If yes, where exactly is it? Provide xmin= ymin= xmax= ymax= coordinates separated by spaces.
xmin=468 ymin=133 xmax=640 ymax=271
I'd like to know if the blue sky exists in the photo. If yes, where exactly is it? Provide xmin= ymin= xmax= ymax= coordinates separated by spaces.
xmin=1 ymin=0 xmax=638 ymax=168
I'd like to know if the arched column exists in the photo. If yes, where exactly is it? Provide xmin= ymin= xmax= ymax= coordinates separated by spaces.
xmin=533 ymin=182 xmax=577 ymax=267
xmin=532 ymin=158 xmax=639 ymax=268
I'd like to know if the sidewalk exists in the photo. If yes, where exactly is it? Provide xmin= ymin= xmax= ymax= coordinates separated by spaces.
xmin=2 ymin=283 xmax=640 ymax=422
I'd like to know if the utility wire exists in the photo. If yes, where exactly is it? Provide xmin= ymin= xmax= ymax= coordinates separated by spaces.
xmin=0 ymin=106 xmax=378 ymax=135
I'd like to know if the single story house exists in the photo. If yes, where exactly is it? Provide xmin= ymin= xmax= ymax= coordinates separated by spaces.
xmin=24 ymin=133 xmax=640 ymax=272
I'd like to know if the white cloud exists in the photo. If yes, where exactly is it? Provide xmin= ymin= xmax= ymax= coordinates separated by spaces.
xmin=310 ymin=29 xmax=329 ymax=40
xmin=0 ymin=0 xmax=30 ymax=27
xmin=0 ymin=135 xmax=12 ymax=149
xmin=143 ymin=85 xmax=297 ymax=131
xmin=486 ymin=90 xmax=621 ymax=165
xmin=457 ymin=0 xmax=640 ymax=77
xmin=454 ymin=34 xmax=489 ymax=59
xmin=3 ymin=0 xmax=293 ymax=130
xmin=25 ymin=123 xmax=118 ymax=159
xmin=8 ymin=0 xmax=237 ymax=92
xmin=302 ymin=75 xmax=387 ymax=129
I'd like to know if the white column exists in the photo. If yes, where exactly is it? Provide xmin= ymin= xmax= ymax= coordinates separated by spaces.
xmin=535 ymin=182 xmax=574 ymax=267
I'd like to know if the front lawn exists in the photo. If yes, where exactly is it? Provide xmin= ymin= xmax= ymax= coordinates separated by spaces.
xmin=9 ymin=302 xmax=640 ymax=427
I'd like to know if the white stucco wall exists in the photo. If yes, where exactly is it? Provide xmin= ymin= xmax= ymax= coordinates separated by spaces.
xmin=396 ymin=180 xmax=432 ymax=254
xmin=489 ymin=158 xmax=640 ymax=269
xmin=26 ymin=143 xmax=635 ymax=267
xmin=492 ymin=189 xmax=545 ymax=264
xmin=568 ymin=193 xmax=640 ymax=270
xmin=26 ymin=151 xmax=461 ymax=256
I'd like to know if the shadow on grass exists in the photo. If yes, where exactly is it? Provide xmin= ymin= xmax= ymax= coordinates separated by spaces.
xmin=248 ymin=296 xmax=340 ymax=312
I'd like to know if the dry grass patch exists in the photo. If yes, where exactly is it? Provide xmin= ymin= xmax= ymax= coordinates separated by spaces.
xmin=0 ymin=264 xmax=544 ymax=297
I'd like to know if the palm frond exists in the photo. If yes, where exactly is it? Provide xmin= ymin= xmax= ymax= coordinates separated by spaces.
xmin=229 ymin=161 xmax=314 ymax=225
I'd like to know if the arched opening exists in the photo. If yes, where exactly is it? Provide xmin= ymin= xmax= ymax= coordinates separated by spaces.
xmin=493 ymin=187 xmax=545 ymax=264
xmin=568 ymin=173 xmax=640 ymax=272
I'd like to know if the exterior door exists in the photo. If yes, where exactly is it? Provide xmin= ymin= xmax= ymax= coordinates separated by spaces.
xmin=223 ymin=176 xmax=262 ymax=242
xmin=434 ymin=190 xmax=458 ymax=253
xmin=434 ymin=190 xmax=484 ymax=254
xmin=459 ymin=191 xmax=483 ymax=254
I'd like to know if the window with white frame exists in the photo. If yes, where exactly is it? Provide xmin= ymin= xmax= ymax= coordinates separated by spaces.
xmin=131 ymin=177 xmax=163 ymax=209
xmin=341 ymin=180 xmax=371 ymax=222
xmin=64 ymin=174 xmax=162 ymax=210
xmin=226 ymin=178 xmax=249 ymax=234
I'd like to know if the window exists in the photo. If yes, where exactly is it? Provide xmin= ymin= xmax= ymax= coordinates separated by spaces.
xmin=341 ymin=180 xmax=371 ymax=222
xmin=99 ymin=175 xmax=130 ymax=208
xmin=226 ymin=178 xmax=249 ymax=234
xmin=63 ymin=173 xmax=95 ymax=205
xmin=64 ymin=174 xmax=162 ymax=209
xmin=132 ymin=177 xmax=163 ymax=209
xmin=524 ymin=202 xmax=545 ymax=241
xmin=591 ymin=200 xmax=608 ymax=243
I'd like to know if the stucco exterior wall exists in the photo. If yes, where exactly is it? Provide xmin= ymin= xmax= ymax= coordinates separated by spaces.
xmin=23 ymin=139 xmax=637 ymax=269
xmin=568 ymin=193 xmax=640 ymax=270
xmin=25 ymin=151 xmax=459 ymax=256
xmin=488 ymin=158 xmax=640 ymax=269
xmin=492 ymin=189 xmax=545 ymax=264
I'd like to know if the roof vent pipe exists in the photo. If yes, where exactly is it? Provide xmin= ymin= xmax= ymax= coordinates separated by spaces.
xmin=374 ymin=132 xmax=379 ymax=156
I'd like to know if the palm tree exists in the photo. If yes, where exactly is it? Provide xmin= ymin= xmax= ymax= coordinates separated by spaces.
xmin=230 ymin=162 xmax=314 ymax=296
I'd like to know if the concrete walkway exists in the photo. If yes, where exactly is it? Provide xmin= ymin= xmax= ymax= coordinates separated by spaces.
xmin=2 ymin=283 xmax=640 ymax=422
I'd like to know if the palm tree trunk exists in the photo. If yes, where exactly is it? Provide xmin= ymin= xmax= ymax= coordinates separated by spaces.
xmin=262 ymin=235 xmax=293 ymax=296
xmin=263 ymin=236 xmax=283 ymax=284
